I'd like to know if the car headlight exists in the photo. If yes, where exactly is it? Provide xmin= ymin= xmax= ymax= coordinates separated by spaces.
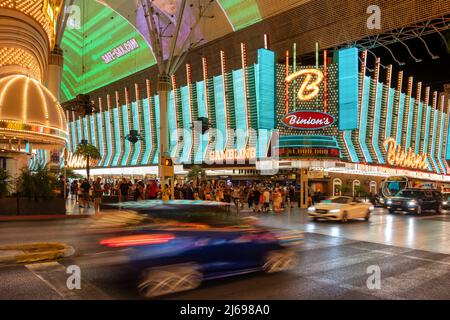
xmin=386 ymin=200 xmax=392 ymax=205
xmin=307 ymin=206 xmax=316 ymax=212
xmin=369 ymin=206 xmax=374 ymax=211
xmin=443 ymin=201 xmax=448 ymax=205
xmin=329 ymin=209 xmax=340 ymax=213
xmin=408 ymin=200 xmax=417 ymax=206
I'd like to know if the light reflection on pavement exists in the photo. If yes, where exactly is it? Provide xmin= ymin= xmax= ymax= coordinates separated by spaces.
xmin=257 ymin=207 xmax=450 ymax=254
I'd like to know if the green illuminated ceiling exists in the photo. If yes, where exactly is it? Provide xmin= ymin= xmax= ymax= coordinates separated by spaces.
xmin=60 ymin=0 xmax=155 ymax=102
xmin=60 ymin=0 xmax=265 ymax=102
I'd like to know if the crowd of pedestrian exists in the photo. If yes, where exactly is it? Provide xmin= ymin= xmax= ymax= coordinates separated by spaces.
xmin=68 ymin=178 xmax=298 ymax=214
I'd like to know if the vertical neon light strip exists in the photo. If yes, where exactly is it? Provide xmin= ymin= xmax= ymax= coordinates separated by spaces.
xmin=391 ymin=71 xmax=403 ymax=140
xmin=186 ymin=64 xmax=194 ymax=164
xmin=220 ymin=50 xmax=229 ymax=151
xmin=241 ymin=43 xmax=250 ymax=147
xmin=369 ymin=58 xmax=381 ymax=162
xmin=423 ymin=103 xmax=432 ymax=171
xmin=70 ymin=111 xmax=77 ymax=152
xmin=263 ymin=34 xmax=269 ymax=50
xmin=154 ymin=94 xmax=161 ymax=165
xmin=285 ymin=50 xmax=289 ymax=115
xmin=66 ymin=110 xmax=71 ymax=152
xmin=323 ymin=50 xmax=328 ymax=113
xmin=77 ymin=116 xmax=83 ymax=143
xmin=357 ymin=51 xmax=368 ymax=163
xmin=142 ymin=79 xmax=153 ymax=165
xmin=171 ymin=75 xmax=180 ymax=160
xmin=442 ymin=102 xmax=450 ymax=171
xmin=413 ymin=82 xmax=422 ymax=154
xmin=130 ymin=84 xmax=142 ymax=165
xmin=96 ymin=98 xmax=106 ymax=167
xmin=121 ymin=88 xmax=131 ymax=166
xmin=381 ymin=65 xmax=392 ymax=159
xmin=202 ymin=57 xmax=211 ymax=160
xmin=403 ymin=77 xmax=413 ymax=149
xmin=436 ymin=95 xmax=446 ymax=173
xmin=111 ymin=92 xmax=122 ymax=166
xmin=428 ymin=92 xmax=439 ymax=173
xmin=419 ymin=87 xmax=430 ymax=154
xmin=105 ymin=94 xmax=114 ymax=167
xmin=359 ymin=75 xmax=373 ymax=163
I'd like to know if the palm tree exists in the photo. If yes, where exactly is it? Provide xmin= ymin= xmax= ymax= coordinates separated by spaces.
xmin=186 ymin=165 xmax=206 ymax=185
xmin=75 ymin=142 xmax=100 ymax=179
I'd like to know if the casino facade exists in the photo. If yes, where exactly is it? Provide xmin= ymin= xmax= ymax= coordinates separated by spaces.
xmin=63 ymin=41 xmax=450 ymax=197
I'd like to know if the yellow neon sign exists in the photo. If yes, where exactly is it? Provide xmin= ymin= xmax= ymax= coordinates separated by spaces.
xmin=285 ymin=69 xmax=324 ymax=101
xmin=384 ymin=138 xmax=428 ymax=170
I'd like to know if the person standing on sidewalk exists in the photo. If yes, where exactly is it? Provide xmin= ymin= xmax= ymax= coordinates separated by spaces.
xmin=80 ymin=178 xmax=91 ymax=209
xmin=93 ymin=177 xmax=104 ymax=214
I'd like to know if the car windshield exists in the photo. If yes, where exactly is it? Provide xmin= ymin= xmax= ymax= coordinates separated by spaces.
xmin=396 ymin=190 xmax=422 ymax=198
xmin=322 ymin=197 xmax=350 ymax=204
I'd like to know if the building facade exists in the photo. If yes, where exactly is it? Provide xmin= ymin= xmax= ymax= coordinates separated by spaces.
xmin=66 ymin=43 xmax=450 ymax=196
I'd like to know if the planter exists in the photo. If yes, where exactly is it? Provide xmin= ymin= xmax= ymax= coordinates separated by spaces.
xmin=18 ymin=198 xmax=66 ymax=215
xmin=0 ymin=197 xmax=66 ymax=216
xmin=0 ymin=198 xmax=18 ymax=216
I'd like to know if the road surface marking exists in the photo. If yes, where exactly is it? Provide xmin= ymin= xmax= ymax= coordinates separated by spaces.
xmin=26 ymin=262 xmax=111 ymax=300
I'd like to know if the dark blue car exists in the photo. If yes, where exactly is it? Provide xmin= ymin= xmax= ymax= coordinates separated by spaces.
xmin=95 ymin=200 xmax=303 ymax=298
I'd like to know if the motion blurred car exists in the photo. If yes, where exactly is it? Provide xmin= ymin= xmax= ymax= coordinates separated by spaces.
xmin=90 ymin=200 xmax=304 ymax=298
xmin=307 ymin=196 xmax=374 ymax=222
xmin=386 ymin=188 xmax=442 ymax=214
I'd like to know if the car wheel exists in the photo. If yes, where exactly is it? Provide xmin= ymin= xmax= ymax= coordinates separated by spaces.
xmin=137 ymin=263 xmax=202 ymax=298
xmin=437 ymin=204 xmax=443 ymax=214
xmin=416 ymin=205 xmax=422 ymax=215
xmin=364 ymin=210 xmax=370 ymax=221
xmin=341 ymin=211 xmax=349 ymax=222
xmin=263 ymin=249 xmax=297 ymax=274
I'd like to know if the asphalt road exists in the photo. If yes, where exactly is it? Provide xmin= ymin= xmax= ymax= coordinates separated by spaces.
xmin=1 ymin=208 xmax=450 ymax=300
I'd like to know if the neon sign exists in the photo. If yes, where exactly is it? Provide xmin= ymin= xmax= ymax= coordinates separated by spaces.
xmin=285 ymin=69 xmax=324 ymax=101
xmin=281 ymin=111 xmax=334 ymax=130
xmin=384 ymin=138 xmax=428 ymax=170
xmin=66 ymin=152 xmax=99 ymax=169
xmin=102 ymin=39 xmax=140 ymax=64
xmin=209 ymin=147 xmax=257 ymax=162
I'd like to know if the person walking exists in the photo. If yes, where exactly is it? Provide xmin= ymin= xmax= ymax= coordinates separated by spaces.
xmin=162 ymin=184 xmax=171 ymax=201
xmin=118 ymin=178 xmax=129 ymax=202
xmin=80 ymin=178 xmax=91 ymax=209
xmin=288 ymin=185 xmax=295 ymax=208
xmin=253 ymin=188 xmax=261 ymax=213
xmin=263 ymin=188 xmax=271 ymax=212
xmin=93 ymin=177 xmax=103 ymax=214
xmin=71 ymin=180 xmax=78 ymax=201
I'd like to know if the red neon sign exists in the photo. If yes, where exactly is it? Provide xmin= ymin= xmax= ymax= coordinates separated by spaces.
xmin=281 ymin=111 xmax=335 ymax=130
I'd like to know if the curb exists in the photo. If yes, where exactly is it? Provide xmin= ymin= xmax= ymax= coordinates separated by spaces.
xmin=0 ymin=214 xmax=92 ymax=222
xmin=0 ymin=242 xmax=75 ymax=265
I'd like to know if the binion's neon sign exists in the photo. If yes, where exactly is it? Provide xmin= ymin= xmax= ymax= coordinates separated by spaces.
xmin=285 ymin=69 xmax=324 ymax=101
xmin=383 ymin=138 xmax=428 ymax=170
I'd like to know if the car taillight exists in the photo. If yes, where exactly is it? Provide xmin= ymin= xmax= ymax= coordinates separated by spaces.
xmin=100 ymin=234 xmax=175 ymax=247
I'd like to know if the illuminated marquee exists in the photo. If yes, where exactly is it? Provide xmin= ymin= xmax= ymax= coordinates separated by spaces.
xmin=285 ymin=69 xmax=324 ymax=101
xmin=209 ymin=148 xmax=257 ymax=162
xmin=384 ymin=138 xmax=428 ymax=170
xmin=281 ymin=111 xmax=334 ymax=130
xmin=66 ymin=153 xmax=99 ymax=169
xmin=278 ymin=147 xmax=340 ymax=159
xmin=102 ymin=39 xmax=140 ymax=64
